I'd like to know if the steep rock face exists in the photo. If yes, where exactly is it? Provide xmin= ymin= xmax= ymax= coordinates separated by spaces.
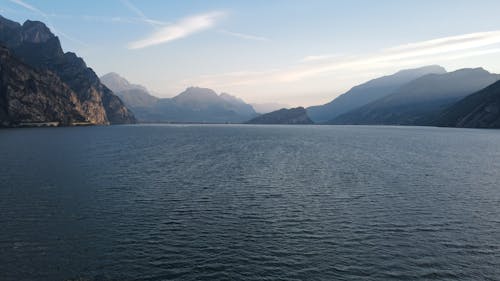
xmin=0 ymin=45 xmax=86 ymax=126
xmin=434 ymin=80 xmax=500 ymax=128
xmin=307 ymin=65 xmax=447 ymax=123
xmin=331 ymin=68 xmax=500 ymax=125
xmin=0 ymin=15 xmax=135 ymax=124
xmin=246 ymin=107 xmax=313 ymax=124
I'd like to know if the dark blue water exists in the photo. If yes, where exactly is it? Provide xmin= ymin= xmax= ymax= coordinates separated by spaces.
xmin=1 ymin=125 xmax=500 ymax=281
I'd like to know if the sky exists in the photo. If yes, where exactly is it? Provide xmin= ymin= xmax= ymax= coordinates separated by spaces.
xmin=2 ymin=0 xmax=500 ymax=107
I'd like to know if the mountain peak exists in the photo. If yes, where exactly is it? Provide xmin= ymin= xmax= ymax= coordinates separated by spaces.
xmin=0 ymin=15 xmax=135 ymax=125
xmin=394 ymin=65 xmax=447 ymax=77
xmin=103 ymin=72 xmax=122 ymax=79
xmin=21 ymin=20 xmax=54 ymax=43
xmin=178 ymin=87 xmax=219 ymax=99
xmin=100 ymin=72 xmax=133 ymax=92
xmin=307 ymin=64 xmax=448 ymax=123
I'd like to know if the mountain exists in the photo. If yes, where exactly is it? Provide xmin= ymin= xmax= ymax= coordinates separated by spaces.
xmin=101 ymin=72 xmax=158 ymax=108
xmin=100 ymin=75 xmax=258 ymax=123
xmin=434 ymin=80 xmax=500 ymax=128
xmin=331 ymin=68 xmax=500 ymax=125
xmin=246 ymin=107 xmax=313 ymax=124
xmin=0 ymin=15 xmax=135 ymax=125
xmin=0 ymin=45 xmax=88 ymax=127
xmin=219 ymin=93 xmax=256 ymax=117
xmin=306 ymin=65 xmax=447 ymax=123
xmin=100 ymin=72 xmax=147 ymax=93
xmin=142 ymin=87 xmax=258 ymax=123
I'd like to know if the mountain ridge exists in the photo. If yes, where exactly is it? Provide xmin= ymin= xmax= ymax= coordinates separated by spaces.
xmin=0 ymin=45 xmax=88 ymax=126
xmin=307 ymin=65 xmax=447 ymax=123
xmin=101 ymin=73 xmax=258 ymax=123
xmin=433 ymin=80 xmax=500 ymax=128
xmin=0 ymin=15 xmax=135 ymax=125
xmin=247 ymin=107 xmax=313 ymax=124
xmin=330 ymin=67 xmax=500 ymax=125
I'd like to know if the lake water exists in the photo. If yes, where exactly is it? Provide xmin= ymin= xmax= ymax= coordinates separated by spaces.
xmin=1 ymin=124 xmax=500 ymax=281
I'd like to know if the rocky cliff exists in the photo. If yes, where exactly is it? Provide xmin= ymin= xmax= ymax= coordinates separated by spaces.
xmin=0 ymin=45 xmax=87 ymax=127
xmin=0 ymin=15 xmax=135 ymax=125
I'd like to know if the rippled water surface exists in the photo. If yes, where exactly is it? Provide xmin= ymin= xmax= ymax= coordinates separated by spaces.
xmin=1 ymin=124 xmax=500 ymax=281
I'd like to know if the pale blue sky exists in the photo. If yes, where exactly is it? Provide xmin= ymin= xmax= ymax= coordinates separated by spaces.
xmin=2 ymin=0 xmax=500 ymax=106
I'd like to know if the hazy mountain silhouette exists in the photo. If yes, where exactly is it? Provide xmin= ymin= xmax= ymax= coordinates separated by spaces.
xmin=100 ymin=74 xmax=258 ymax=123
xmin=145 ymin=87 xmax=257 ymax=123
xmin=100 ymin=72 xmax=148 ymax=93
xmin=307 ymin=65 xmax=447 ymax=123
xmin=101 ymin=72 xmax=158 ymax=108
xmin=247 ymin=107 xmax=313 ymax=124
xmin=331 ymin=68 xmax=500 ymax=125
xmin=0 ymin=15 xmax=135 ymax=124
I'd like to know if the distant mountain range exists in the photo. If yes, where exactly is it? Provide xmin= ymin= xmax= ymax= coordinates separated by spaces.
xmin=0 ymin=15 xmax=135 ymax=126
xmin=100 ymin=72 xmax=158 ymax=108
xmin=2 ymin=15 xmax=500 ymax=128
xmin=253 ymin=65 xmax=500 ymax=128
xmin=307 ymin=65 xmax=447 ymax=123
xmin=101 ymin=72 xmax=258 ymax=123
xmin=331 ymin=68 xmax=500 ymax=125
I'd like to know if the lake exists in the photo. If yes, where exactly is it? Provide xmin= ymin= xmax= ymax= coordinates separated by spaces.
xmin=1 ymin=124 xmax=499 ymax=281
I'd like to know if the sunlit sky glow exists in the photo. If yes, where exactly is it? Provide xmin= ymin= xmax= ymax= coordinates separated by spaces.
xmin=2 ymin=0 xmax=500 ymax=106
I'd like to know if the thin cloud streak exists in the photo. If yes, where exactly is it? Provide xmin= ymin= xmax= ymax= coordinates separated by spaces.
xmin=219 ymin=29 xmax=268 ymax=41
xmin=187 ymin=30 xmax=500 ymax=88
xmin=283 ymin=30 xmax=500 ymax=81
xmin=300 ymin=54 xmax=341 ymax=63
xmin=386 ymin=31 xmax=500 ymax=52
xmin=45 ymin=13 xmax=169 ymax=26
xmin=120 ymin=0 xmax=166 ymax=28
xmin=128 ymin=11 xmax=225 ymax=49
xmin=7 ymin=0 xmax=41 ymax=14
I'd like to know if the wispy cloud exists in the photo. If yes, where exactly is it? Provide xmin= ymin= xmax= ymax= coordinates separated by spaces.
xmin=300 ymin=54 xmax=342 ymax=63
xmin=120 ymin=0 xmax=167 ymax=27
xmin=185 ymin=30 xmax=500 ymax=88
xmin=7 ymin=0 xmax=43 ymax=15
xmin=386 ymin=31 xmax=500 ymax=53
xmin=128 ymin=11 xmax=225 ymax=49
xmin=281 ymin=30 xmax=500 ymax=81
xmin=219 ymin=29 xmax=268 ymax=41
xmin=43 ymin=13 xmax=168 ymax=26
